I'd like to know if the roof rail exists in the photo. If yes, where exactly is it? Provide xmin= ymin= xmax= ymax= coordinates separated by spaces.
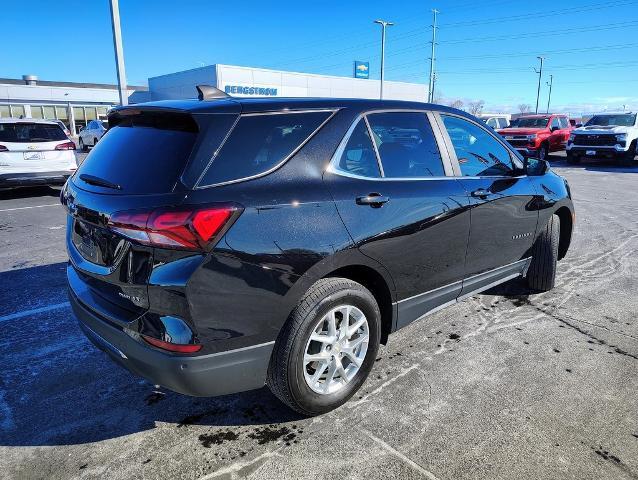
xmin=196 ymin=84 xmax=230 ymax=101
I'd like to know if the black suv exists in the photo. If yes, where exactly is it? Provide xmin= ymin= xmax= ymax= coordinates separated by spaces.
xmin=62 ymin=89 xmax=574 ymax=415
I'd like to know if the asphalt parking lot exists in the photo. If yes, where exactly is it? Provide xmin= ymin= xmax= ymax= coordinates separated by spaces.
xmin=1 ymin=153 xmax=637 ymax=480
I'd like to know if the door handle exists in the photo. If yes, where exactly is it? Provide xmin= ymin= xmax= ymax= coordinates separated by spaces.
xmin=471 ymin=188 xmax=491 ymax=199
xmin=356 ymin=193 xmax=390 ymax=207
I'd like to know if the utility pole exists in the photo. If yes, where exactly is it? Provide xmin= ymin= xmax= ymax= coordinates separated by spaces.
xmin=534 ymin=56 xmax=544 ymax=114
xmin=546 ymin=74 xmax=553 ymax=114
xmin=428 ymin=9 xmax=439 ymax=103
xmin=109 ymin=0 xmax=128 ymax=106
xmin=374 ymin=19 xmax=394 ymax=100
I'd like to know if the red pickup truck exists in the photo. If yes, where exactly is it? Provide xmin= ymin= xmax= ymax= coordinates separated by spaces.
xmin=497 ymin=114 xmax=573 ymax=159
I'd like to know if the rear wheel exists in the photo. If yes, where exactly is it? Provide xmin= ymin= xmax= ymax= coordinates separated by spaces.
xmin=526 ymin=214 xmax=560 ymax=292
xmin=79 ymin=137 xmax=87 ymax=152
xmin=267 ymin=277 xmax=381 ymax=415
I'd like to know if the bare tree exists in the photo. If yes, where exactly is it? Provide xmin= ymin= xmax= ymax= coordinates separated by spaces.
xmin=467 ymin=100 xmax=485 ymax=115
xmin=448 ymin=99 xmax=464 ymax=111
xmin=518 ymin=103 xmax=532 ymax=114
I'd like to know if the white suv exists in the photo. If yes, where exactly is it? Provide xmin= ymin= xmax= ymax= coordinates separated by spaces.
xmin=0 ymin=118 xmax=77 ymax=189
xmin=566 ymin=112 xmax=638 ymax=165
xmin=78 ymin=119 xmax=108 ymax=152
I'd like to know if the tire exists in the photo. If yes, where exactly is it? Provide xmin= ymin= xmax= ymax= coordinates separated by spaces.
xmin=526 ymin=214 xmax=560 ymax=292
xmin=267 ymin=277 xmax=381 ymax=415
xmin=538 ymin=143 xmax=549 ymax=161
xmin=566 ymin=152 xmax=580 ymax=164
xmin=619 ymin=140 xmax=636 ymax=166
xmin=79 ymin=138 xmax=87 ymax=153
xmin=93 ymin=137 xmax=98 ymax=147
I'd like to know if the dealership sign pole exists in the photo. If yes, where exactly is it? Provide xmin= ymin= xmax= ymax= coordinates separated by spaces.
xmin=109 ymin=0 xmax=128 ymax=106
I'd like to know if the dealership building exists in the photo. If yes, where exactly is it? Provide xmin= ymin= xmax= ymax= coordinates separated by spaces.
xmin=1 ymin=65 xmax=427 ymax=136
xmin=0 ymin=75 xmax=148 ymax=136
xmin=148 ymin=64 xmax=427 ymax=102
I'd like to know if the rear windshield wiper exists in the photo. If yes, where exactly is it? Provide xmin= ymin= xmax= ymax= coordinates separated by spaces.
xmin=79 ymin=174 xmax=122 ymax=190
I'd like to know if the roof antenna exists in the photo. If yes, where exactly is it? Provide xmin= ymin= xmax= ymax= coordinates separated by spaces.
xmin=196 ymin=85 xmax=230 ymax=101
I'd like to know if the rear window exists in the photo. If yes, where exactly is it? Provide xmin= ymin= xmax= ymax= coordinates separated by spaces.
xmin=0 ymin=122 xmax=67 ymax=142
xmin=75 ymin=111 xmax=198 ymax=194
xmin=198 ymin=111 xmax=333 ymax=187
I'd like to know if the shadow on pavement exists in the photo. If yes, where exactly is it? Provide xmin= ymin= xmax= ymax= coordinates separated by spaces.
xmin=0 ymin=186 xmax=62 ymax=201
xmin=0 ymin=263 xmax=299 ymax=448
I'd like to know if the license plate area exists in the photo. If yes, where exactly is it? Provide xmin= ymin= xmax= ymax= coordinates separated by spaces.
xmin=586 ymin=150 xmax=596 ymax=156
xmin=72 ymin=219 xmax=127 ymax=267
xmin=23 ymin=151 xmax=44 ymax=160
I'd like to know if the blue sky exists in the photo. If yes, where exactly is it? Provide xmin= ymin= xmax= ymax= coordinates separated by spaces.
xmin=3 ymin=0 xmax=638 ymax=113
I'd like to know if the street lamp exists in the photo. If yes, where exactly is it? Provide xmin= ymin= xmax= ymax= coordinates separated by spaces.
xmin=374 ymin=19 xmax=394 ymax=100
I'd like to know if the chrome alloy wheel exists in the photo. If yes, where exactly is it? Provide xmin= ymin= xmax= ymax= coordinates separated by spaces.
xmin=303 ymin=304 xmax=369 ymax=395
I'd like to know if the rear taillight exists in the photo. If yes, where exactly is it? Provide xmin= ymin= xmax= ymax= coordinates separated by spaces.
xmin=55 ymin=141 xmax=76 ymax=150
xmin=108 ymin=204 xmax=241 ymax=251
xmin=142 ymin=335 xmax=202 ymax=353
xmin=0 ymin=145 xmax=7 ymax=152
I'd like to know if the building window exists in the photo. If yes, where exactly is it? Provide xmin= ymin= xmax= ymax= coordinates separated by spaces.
xmin=97 ymin=107 xmax=108 ymax=117
xmin=43 ymin=106 xmax=56 ymax=119
xmin=31 ymin=105 xmax=44 ymax=118
xmin=55 ymin=106 xmax=68 ymax=120
xmin=0 ymin=105 xmax=10 ymax=118
xmin=10 ymin=105 xmax=25 ymax=118
xmin=85 ymin=107 xmax=97 ymax=121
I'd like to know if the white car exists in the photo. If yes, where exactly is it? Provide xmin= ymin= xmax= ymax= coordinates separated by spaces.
xmin=78 ymin=119 xmax=108 ymax=152
xmin=0 ymin=118 xmax=77 ymax=189
xmin=566 ymin=112 xmax=638 ymax=165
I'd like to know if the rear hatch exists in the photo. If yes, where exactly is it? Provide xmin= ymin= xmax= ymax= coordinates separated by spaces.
xmin=0 ymin=122 xmax=75 ymax=173
xmin=64 ymin=109 xmax=206 ymax=322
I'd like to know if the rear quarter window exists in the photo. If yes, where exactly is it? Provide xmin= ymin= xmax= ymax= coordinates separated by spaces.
xmin=198 ymin=110 xmax=333 ymax=187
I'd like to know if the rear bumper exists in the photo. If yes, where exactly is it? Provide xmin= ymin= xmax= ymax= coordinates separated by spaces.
xmin=69 ymin=287 xmax=274 ymax=397
xmin=0 ymin=170 xmax=74 ymax=188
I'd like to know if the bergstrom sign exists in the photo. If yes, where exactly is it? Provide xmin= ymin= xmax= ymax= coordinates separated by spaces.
xmin=224 ymin=85 xmax=278 ymax=96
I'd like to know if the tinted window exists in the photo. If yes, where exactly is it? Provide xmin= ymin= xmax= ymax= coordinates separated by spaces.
xmin=442 ymin=115 xmax=514 ymax=177
xmin=367 ymin=112 xmax=445 ymax=177
xmin=511 ymin=117 xmax=550 ymax=128
xmin=335 ymin=120 xmax=380 ymax=178
xmin=199 ymin=111 xmax=332 ymax=186
xmin=0 ymin=122 xmax=67 ymax=142
xmin=75 ymin=111 xmax=198 ymax=194
xmin=585 ymin=114 xmax=636 ymax=127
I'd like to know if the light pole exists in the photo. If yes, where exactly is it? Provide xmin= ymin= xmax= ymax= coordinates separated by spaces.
xmin=534 ymin=56 xmax=545 ymax=114
xmin=546 ymin=74 xmax=553 ymax=114
xmin=428 ymin=9 xmax=439 ymax=103
xmin=374 ymin=19 xmax=394 ymax=100
xmin=109 ymin=0 xmax=128 ymax=106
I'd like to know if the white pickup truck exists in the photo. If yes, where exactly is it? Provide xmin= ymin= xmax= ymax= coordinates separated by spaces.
xmin=566 ymin=112 xmax=638 ymax=165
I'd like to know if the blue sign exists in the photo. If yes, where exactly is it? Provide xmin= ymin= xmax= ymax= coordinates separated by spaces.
xmin=354 ymin=61 xmax=370 ymax=79
xmin=224 ymin=85 xmax=278 ymax=96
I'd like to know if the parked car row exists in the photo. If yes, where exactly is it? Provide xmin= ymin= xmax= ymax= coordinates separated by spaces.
xmin=494 ymin=111 xmax=637 ymax=165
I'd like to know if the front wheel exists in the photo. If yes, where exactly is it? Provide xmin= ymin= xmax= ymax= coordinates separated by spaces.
xmin=526 ymin=214 xmax=560 ymax=292
xmin=619 ymin=140 xmax=637 ymax=166
xmin=267 ymin=277 xmax=381 ymax=415
xmin=537 ymin=143 xmax=549 ymax=161
xmin=79 ymin=138 xmax=87 ymax=153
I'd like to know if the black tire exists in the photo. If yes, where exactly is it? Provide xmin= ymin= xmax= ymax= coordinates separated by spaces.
xmin=538 ymin=143 xmax=549 ymax=161
xmin=93 ymin=137 xmax=98 ymax=147
xmin=79 ymin=138 xmax=87 ymax=153
xmin=619 ymin=140 xmax=636 ymax=166
xmin=526 ymin=214 xmax=560 ymax=292
xmin=267 ymin=277 xmax=381 ymax=415
xmin=566 ymin=152 xmax=580 ymax=164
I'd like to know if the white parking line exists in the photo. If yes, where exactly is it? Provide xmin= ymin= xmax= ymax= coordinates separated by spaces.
xmin=0 ymin=302 xmax=70 ymax=323
xmin=0 ymin=203 xmax=60 ymax=213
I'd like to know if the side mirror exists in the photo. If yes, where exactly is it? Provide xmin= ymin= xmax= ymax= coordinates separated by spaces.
xmin=524 ymin=157 xmax=549 ymax=176
xmin=575 ymin=123 xmax=583 ymax=128
xmin=550 ymin=125 xmax=560 ymax=132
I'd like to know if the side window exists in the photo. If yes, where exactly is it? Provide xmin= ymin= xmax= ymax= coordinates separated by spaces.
xmin=199 ymin=111 xmax=332 ymax=186
xmin=441 ymin=115 xmax=514 ymax=177
xmin=366 ymin=112 xmax=445 ymax=177
xmin=550 ymin=117 xmax=560 ymax=130
xmin=486 ymin=118 xmax=497 ymax=129
xmin=335 ymin=120 xmax=380 ymax=178
xmin=559 ymin=117 xmax=569 ymax=128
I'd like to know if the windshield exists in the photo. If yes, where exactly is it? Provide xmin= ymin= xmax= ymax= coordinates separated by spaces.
xmin=585 ymin=114 xmax=636 ymax=127
xmin=509 ymin=117 xmax=550 ymax=128
xmin=0 ymin=122 xmax=67 ymax=142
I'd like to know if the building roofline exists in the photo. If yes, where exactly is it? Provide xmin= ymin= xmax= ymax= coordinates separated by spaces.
xmin=0 ymin=77 xmax=148 ymax=91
